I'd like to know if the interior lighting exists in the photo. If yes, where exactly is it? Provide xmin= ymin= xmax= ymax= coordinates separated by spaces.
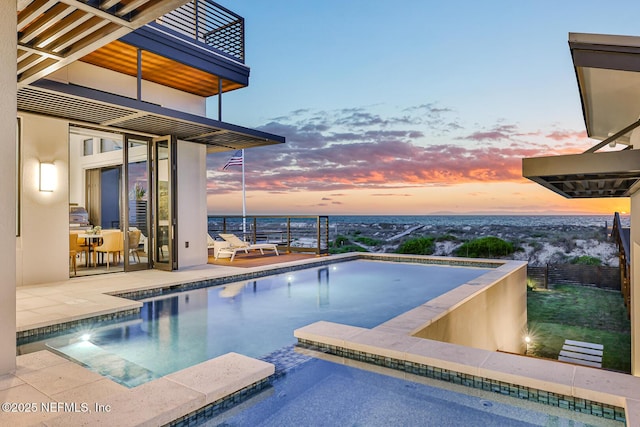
xmin=39 ymin=162 xmax=56 ymax=192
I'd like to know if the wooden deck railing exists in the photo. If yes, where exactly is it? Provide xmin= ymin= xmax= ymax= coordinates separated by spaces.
xmin=611 ymin=212 xmax=630 ymax=316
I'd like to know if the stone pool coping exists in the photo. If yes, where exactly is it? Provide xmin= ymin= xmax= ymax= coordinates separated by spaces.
xmin=295 ymin=321 xmax=639 ymax=425
xmin=1 ymin=350 xmax=273 ymax=426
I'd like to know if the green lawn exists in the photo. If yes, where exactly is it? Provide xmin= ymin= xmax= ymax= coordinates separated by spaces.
xmin=526 ymin=284 xmax=631 ymax=373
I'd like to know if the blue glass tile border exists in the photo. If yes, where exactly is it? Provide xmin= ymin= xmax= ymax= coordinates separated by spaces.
xmin=168 ymin=378 xmax=271 ymax=427
xmin=296 ymin=339 xmax=626 ymax=424
xmin=16 ymin=308 xmax=140 ymax=344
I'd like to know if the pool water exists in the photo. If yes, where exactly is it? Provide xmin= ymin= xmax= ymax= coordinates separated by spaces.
xmin=202 ymin=349 xmax=619 ymax=427
xmin=39 ymin=260 xmax=489 ymax=387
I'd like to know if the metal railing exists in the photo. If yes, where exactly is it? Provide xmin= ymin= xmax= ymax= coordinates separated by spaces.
xmin=208 ymin=215 xmax=330 ymax=255
xmin=156 ymin=0 xmax=245 ymax=62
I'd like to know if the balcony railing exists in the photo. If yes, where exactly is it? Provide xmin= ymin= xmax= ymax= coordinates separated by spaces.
xmin=156 ymin=0 xmax=245 ymax=63
xmin=208 ymin=215 xmax=330 ymax=255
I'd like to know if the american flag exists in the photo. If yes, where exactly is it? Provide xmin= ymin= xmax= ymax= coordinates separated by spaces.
xmin=222 ymin=150 xmax=243 ymax=170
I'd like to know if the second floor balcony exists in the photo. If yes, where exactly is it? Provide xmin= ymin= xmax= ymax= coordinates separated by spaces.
xmin=156 ymin=0 xmax=244 ymax=64
xmin=18 ymin=0 xmax=248 ymax=97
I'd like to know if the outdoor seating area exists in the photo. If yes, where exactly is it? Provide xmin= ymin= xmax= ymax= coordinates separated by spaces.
xmin=215 ymin=233 xmax=279 ymax=262
xmin=68 ymin=229 xmax=147 ymax=276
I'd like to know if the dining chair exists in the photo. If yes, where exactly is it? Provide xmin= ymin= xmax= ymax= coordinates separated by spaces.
xmin=94 ymin=231 xmax=123 ymax=268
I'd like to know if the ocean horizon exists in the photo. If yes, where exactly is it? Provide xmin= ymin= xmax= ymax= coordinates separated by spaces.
xmin=209 ymin=214 xmax=630 ymax=229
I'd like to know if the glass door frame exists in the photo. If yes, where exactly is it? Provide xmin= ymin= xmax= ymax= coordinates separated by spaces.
xmin=122 ymin=133 xmax=177 ymax=271
xmin=152 ymin=135 xmax=177 ymax=271
xmin=123 ymin=134 xmax=152 ymax=272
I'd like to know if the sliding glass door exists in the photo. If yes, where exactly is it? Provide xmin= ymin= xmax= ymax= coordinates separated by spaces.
xmin=152 ymin=135 xmax=177 ymax=271
xmin=123 ymin=135 xmax=151 ymax=271
xmin=123 ymin=134 xmax=177 ymax=271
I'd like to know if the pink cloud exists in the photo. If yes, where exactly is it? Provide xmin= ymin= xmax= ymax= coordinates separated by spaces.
xmin=207 ymin=105 xmax=591 ymax=193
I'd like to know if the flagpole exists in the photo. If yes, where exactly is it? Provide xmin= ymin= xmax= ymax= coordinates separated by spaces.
xmin=242 ymin=149 xmax=246 ymax=236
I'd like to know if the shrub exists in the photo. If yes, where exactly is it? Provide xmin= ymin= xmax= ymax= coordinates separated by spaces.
xmin=333 ymin=235 xmax=350 ymax=247
xmin=329 ymin=235 xmax=370 ymax=254
xmin=354 ymin=236 xmax=381 ymax=246
xmin=329 ymin=244 xmax=368 ymax=254
xmin=570 ymin=255 xmax=602 ymax=266
xmin=454 ymin=236 xmax=514 ymax=258
xmin=397 ymin=237 xmax=435 ymax=255
xmin=435 ymin=234 xmax=458 ymax=242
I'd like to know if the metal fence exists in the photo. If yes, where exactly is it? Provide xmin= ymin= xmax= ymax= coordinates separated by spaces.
xmin=208 ymin=215 xmax=330 ymax=255
xmin=156 ymin=0 xmax=245 ymax=62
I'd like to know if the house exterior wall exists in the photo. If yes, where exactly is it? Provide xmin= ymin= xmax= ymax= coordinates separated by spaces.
xmin=47 ymin=62 xmax=206 ymax=116
xmin=1 ymin=0 xmax=17 ymax=374
xmin=177 ymin=140 xmax=208 ymax=268
xmin=18 ymin=113 xmax=70 ymax=286
xmin=631 ymin=193 xmax=640 ymax=376
xmin=17 ymin=112 xmax=210 ymax=285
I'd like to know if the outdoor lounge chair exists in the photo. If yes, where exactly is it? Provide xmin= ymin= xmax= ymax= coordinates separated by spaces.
xmin=207 ymin=233 xmax=216 ymax=250
xmin=216 ymin=233 xmax=279 ymax=262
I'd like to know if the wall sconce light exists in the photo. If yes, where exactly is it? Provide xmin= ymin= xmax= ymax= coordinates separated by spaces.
xmin=39 ymin=162 xmax=56 ymax=192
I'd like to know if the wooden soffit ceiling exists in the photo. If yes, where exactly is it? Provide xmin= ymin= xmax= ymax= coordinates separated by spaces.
xmin=17 ymin=0 xmax=190 ymax=86
xmin=80 ymin=40 xmax=245 ymax=96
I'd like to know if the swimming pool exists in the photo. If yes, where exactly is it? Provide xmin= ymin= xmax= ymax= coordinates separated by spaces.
xmin=36 ymin=260 xmax=491 ymax=387
xmin=201 ymin=347 xmax=620 ymax=427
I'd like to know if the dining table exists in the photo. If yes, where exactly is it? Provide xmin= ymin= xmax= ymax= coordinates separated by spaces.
xmin=77 ymin=233 xmax=103 ymax=267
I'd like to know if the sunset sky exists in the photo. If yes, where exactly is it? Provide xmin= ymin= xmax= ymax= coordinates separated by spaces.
xmin=205 ymin=1 xmax=637 ymax=216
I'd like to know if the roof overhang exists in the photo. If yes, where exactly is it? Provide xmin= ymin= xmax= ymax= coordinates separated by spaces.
xmin=523 ymin=33 xmax=640 ymax=199
xmin=523 ymin=150 xmax=640 ymax=198
xmin=79 ymin=22 xmax=250 ymax=97
xmin=18 ymin=79 xmax=284 ymax=152
xmin=570 ymin=32 xmax=640 ymax=144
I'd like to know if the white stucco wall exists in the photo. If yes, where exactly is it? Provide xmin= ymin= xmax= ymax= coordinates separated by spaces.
xmin=631 ymin=193 xmax=640 ymax=376
xmin=47 ymin=62 xmax=206 ymax=116
xmin=177 ymin=140 xmax=208 ymax=268
xmin=18 ymin=113 xmax=70 ymax=286
xmin=0 ymin=0 xmax=17 ymax=374
xmin=414 ymin=263 xmax=528 ymax=354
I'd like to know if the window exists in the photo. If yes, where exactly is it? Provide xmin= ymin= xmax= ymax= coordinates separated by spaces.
xmin=128 ymin=140 xmax=145 ymax=148
xmin=83 ymin=138 xmax=93 ymax=156
xmin=100 ymin=138 xmax=122 ymax=153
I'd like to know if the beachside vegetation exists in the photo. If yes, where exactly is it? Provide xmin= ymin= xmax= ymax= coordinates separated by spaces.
xmin=454 ymin=236 xmax=514 ymax=258
xmin=570 ymin=255 xmax=602 ymax=266
xmin=435 ymin=234 xmax=459 ymax=242
xmin=527 ymin=284 xmax=630 ymax=372
xmin=329 ymin=235 xmax=369 ymax=254
xmin=354 ymin=236 xmax=382 ymax=246
xmin=396 ymin=237 xmax=435 ymax=255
